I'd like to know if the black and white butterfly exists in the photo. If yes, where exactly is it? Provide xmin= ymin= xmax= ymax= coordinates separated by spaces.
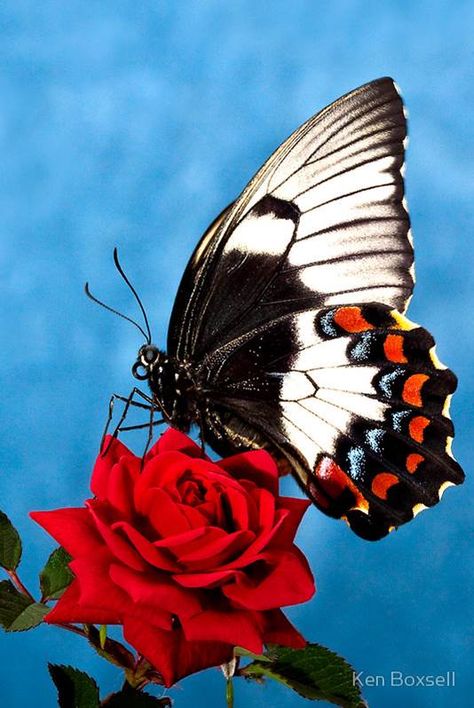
xmin=88 ymin=77 xmax=464 ymax=540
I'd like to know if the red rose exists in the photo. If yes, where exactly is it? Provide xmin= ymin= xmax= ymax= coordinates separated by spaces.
xmin=31 ymin=429 xmax=314 ymax=686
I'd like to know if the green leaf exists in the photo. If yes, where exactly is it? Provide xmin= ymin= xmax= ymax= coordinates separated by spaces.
xmin=85 ymin=625 xmax=136 ymax=671
xmin=99 ymin=624 xmax=107 ymax=649
xmin=0 ymin=511 xmax=22 ymax=570
xmin=102 ymin=685 xmax=171 ymax=706
xmin=40 ymin=547 xmax=74 ymax=601
xmin=234 ymin=646 xmax=271 ymax=662
xmin=49 ymin=664 xmax=100 ymax=708
xmin=0 ymin=579 xmax=48 ymax=631
xmin=241 ymin=643 xmax=366 ymax=708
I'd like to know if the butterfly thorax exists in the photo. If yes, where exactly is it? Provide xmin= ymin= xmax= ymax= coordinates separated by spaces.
xmin=132 ymin=344 xmax=198 ymax=431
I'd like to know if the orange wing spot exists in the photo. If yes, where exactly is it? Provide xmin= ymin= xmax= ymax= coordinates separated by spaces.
xmin=402 ymin=373 xmax=429 ymax=406
xmin=371 ymin=472 xmax=399 ymax=500
xmin=333 ymin=306 xmax=374 ymax=333
xmin=406 ymin=453 xmax=424 ymax=474
xmin=408 ymin=416 xmax=430 ymax=443
xmin=384 ymin=334 xmax=408 ymax=363
xmin=314 ymin=456 xmax=369 ymax=512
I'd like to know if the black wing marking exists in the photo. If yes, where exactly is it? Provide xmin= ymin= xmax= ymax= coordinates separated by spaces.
xmin=200 ymin=304 xmax=463 ymax=540
xmin=168 ymin=77 xmax=413 ymax=362
xmin=167 ymin=202 xmax=233 ymax=346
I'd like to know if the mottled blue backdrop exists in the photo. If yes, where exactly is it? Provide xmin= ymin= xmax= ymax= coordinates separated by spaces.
xmin=1 ymin=2 xmax=472 ymax=707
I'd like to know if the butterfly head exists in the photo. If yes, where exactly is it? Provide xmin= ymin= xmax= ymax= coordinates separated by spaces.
xmin=132 ymin=344 xmax=164 ymax=381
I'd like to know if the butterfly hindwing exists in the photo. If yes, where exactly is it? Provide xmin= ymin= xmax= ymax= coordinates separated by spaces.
xmin=199 ymin=304 xmax=463 ymax=539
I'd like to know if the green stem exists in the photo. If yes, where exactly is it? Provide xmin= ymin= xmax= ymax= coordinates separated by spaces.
xmin=226 ymin=677 xmax=234 ymax=708
xmin=6 ymin=569 xmax=35 ymax=602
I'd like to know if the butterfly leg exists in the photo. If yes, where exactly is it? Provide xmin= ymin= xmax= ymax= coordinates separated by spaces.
xmin=118 ymin=419 xmax=165 ymax=433
xmin=141 ymin=403 xmax=155 ymax=463
xmin=100 ymin=394 xmax=118 ymax=454
xmin=101 ymin=391 xmax=153 ymax=446
xmin=100 ymin=387 xmax=158 ymax=455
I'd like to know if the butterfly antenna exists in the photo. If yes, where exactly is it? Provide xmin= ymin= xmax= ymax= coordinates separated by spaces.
xmin=113 ymin=248 xmax=152 ymax=345
xmin=84 ymin=282 xmax=150 ymax=342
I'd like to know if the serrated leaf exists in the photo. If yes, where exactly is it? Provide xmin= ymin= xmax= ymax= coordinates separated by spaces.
xmin=40 ymin=547 xmax=74 ymax=601
xmin=49 ymin=664 xmax=100 ymax=708
xmin=0 ymin=580 xmax=30 ymax=628
xmin=242 ymin=643 xmax=366 ymax=708
xmin=0 ymin=511 xmax=22 ymax=570
xmin=102 ymin=685 xmax=171 ymax=707
xmin=0 ymin=579 xmax=48 ymax=631
xmin=8 ymin=601 xmax=49 ymax=631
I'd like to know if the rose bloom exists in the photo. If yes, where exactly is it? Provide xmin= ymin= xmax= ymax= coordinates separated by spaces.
xmin=32 ymin=429 xmax=314 ymax=686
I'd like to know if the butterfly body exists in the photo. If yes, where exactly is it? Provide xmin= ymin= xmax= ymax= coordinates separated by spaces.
xmin=123 ymin=77 xmax=463 ymax=540
xmin=133 ymin=345 xmax=198 ymax=431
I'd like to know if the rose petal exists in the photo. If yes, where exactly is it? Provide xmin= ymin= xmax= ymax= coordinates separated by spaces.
xmin=91 ymin=436 xmax=136 ymax=500
xmin=134 ymin=452 xmax=184 ymax=503
xmin=70 ymin=552 xmax=130 ymax=612
xmin=45 ymin=581 xmax=123 ymax=625
xmin=217 ymin=505 xmax=306 ymax=571
xmin=177 ymin=530 xmax=255 ymax=571
xmin=271 ymin=497 xmax=311 ymax=546
xmin=173 ymin=568 xmax=239 ymax=588
xmin=109 ymin=564 xmax=202 ymax=618
xmin=223 ymin=548 xmax=315 ymax=610
xmin=216 ymin=511 xmax=292 ymax=569
xmin=154 ymin=526 xmax=225 ymax=554
xmin=112 ymin=522 xmax=180 ymax=571
xmin=87 ymin=501 xmax=147 ymax=571
xmin=181 ymin=609 xmax=263 ymax=654
xmin=218 ymin=487 xmax=250 ymax=531
xmin=218 ymin=450 xmax=279 ymax=495
xmin=262 ymin=609 xmax=307 ymax=648
xmin=255 ymin=487 xmax=276 ymax=531
xmin=176 ymin=502 xmax=211 ymax=529
xmin=105 ymin=459 xmax=140 ymax=519
xmin=136 ymin=487 xmax=194 ymax=537
xmin=135 ymin=453 xmax=232 ymax=505
xmin=149 ymin=429 xmax=206 ymax=460
xmin=30 ymin=508 xmax=102 ymax=557
xmin=123 ymin=618 xmax=232 ymax=687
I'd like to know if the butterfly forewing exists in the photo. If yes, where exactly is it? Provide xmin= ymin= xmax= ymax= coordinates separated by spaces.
xmin=168 ymin=77 xmax=413 ymax=360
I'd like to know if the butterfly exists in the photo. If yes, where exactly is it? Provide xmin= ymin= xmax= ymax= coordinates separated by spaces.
xmin=88 ymin=77 xmax=464 ymax=540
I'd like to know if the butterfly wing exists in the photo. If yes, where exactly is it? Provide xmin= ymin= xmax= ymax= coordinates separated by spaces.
xmin=165 ymin=77 xmax=463 ymax=538
xmin=168 ymin=77 xmax=413 ymax=360
xmin=197 ymin=304 xmax=463 ymax=540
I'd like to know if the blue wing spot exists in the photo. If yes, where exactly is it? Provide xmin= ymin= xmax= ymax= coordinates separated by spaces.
xmin=319 ymin=310 xmax=338 ymax=338
xmin=378 ymin=368 xmax=405 ymax=398
xmin=364 ymin=428 xmax=385 ymax=454
xmin=390 ymin=409 xmax=411 ymax=432
xmin=347 ymin=445 xmax=366 ymax=480
xmin=350 ymin=332 xmax=374 ymax=361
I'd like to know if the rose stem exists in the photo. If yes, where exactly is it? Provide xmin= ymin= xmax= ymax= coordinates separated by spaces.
xmin=226 ymin=677 xmax=234 ymax=708
xmin=6 ymin=569 xmax=35 ymax=602
xmin=57 ymin=623 xmax=89 ymax=639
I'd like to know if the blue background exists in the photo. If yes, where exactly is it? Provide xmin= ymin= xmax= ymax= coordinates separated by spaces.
xmin=1 ymin=2 xmax=472 ymax=706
